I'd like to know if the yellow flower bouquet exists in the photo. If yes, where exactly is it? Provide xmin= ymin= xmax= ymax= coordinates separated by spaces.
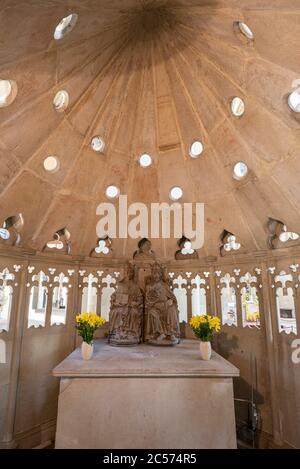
xmin=75 ymin=312 xmax=106 ymax=345
xmin=189 ymin=315 xmax=221 ymax=342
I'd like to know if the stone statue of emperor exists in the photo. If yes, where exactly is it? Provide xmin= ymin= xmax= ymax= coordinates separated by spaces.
xmin=144 ymin=262 xmax=180 ymax=346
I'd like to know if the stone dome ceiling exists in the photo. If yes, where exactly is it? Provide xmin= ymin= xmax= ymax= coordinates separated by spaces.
xmin=0 ymin=0 xmax=300 ymax=260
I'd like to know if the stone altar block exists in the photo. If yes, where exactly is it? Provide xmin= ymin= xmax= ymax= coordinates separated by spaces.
xmin=53 ymin=340 xmax=239 ymax=449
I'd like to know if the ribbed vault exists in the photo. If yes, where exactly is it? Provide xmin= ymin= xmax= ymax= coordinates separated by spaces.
xmin=0 ymin=0 xmax=300 ymax=259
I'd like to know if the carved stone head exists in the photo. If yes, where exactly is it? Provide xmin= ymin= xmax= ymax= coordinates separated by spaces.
xmin=121 ymin=262 xmax=135 ymax=282
xmin=151 ymin=262 xmax=164 ymax=282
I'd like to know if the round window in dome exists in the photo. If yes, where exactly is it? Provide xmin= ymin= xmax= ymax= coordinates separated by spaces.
xmin=279 ymin=230 xmax=299 ymax=243
xmin=169 ymin=186 xmax=183 ymax=201
xmin=233 ymin=161 xmax=248 ymax=180
xmin=288 ymin=91 xmax=300 ymax=113
xmin=47 ymin=239 xmax=64 ymax=250
xmin=91 ymin=136 xmax=105 ymax=153
xmin=237 ymin=22 xmax=254 ymax=40
xmin=43 ymin=156 xmax=59 ymax=173
xmin=189 ymin=140 xmax=204 ymax=158
xmin=54 ymin=13 xmax=78 ymax=40
xmin=0 ymin=228 xmax=10 ymax=240
xmin=0 ymin=79 xmax=18 ymax=108
xmin=231 ymin=97 xmax=245 ymax=117
xmin=139 ymin=153 xmax=152 ymax=168
xmin=105 ymin=185 xmax=120 ymax=199
xmin=53 ymin=90 xmax=69 ymax=112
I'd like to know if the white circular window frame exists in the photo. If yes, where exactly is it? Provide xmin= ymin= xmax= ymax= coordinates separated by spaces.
xmin=43 ymin=156 xmax=60 ymax=173
xmin=91 ymin=136 xmax=105 ymax=153
xmin=0 ymin=79 xmax=18 ymax=108
xmin=189 ymin=140 xmax=204 ymax=158
xmin=169 ymin=186 xmax=183 ymax=201
xmin=53 ymin=90 xmax=69 ymax=112
xmin=139 ymin=153 xmax=152 ymax=168
xmin=231 ymin=97 xmax=245 ymax=117
xmin=237 ymin=22 xmax=254 ymax=40
xmin=288 ymin=91 xmax=300 ymax=113
xmin=233 ymin=161 xmax=248 ymax=181
xmin=105 ymin=185 xmax=120 ymax=199
xmin=54 ymin=13 xmax=78 ymax=40
xmin=47 ymin=240 xmax=64 ymax=250
xmin=0 ymin=228 xmax=10 ymax=240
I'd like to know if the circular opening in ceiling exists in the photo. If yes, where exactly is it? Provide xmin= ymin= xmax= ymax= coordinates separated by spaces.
xmin=54 ymin=13 xmax=78 ymax=40
xmin=47 ymin=240 xmax=64 ymax=250
xmin=169 ymin=186 xmax=183 ymax=201
xmin=0 ymin=228 xmax=10 ymax=240
xmin=105 ymin=185 xmax=120 ymax=199
xmin=91 ymin=136 xmax=105 ymax=153
xmin=233 ymin=162 xmax=248 ymax=180
xmin=279 ymin=231 xmax=299 ymax=242
xmin=0 ymin=79 xmax=18 ymax=108
xmin=139 ymin=153 xmax=152 ymax=168
xmin=189 ymin=140 xmax=204 ymax=158
xmin=43 ymin=156 xmax=59 ymax=173
xmin=53 ymin=90 xmax=69 ymax=112
xmin=237 ymin=22 xmax=254 ymax=40
xmin=288 ymin=91 xmax=300 ymax=113
xmin=231 ymin=97 xmax=245 ymax=117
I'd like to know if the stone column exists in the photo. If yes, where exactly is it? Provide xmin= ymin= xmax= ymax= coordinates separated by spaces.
xmin=261 ymin=261 xmax=283 ymax=446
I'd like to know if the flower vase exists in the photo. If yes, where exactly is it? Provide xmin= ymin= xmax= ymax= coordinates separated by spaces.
xmin=81 ymin=341 xmax=93 ymax=360
xmin=199 ymin=340 xmax=211 ymax=360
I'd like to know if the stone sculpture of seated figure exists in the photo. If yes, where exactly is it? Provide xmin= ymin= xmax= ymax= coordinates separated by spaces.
xmin=109 ymin=263 xmax=143 ymax=346
xmin=144 ymin=262 xmax=180 ymax=346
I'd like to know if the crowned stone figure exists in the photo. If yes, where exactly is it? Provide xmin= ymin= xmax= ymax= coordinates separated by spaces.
xmin=144 ymin=262 xmax=180 ymax=346
xmin=109 ymin=263 xmax=143 ymax=346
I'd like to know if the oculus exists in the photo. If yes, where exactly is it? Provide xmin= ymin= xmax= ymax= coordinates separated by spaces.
xmin=45 ymin=228 xmax=71 ymax=254
xmin=54 ymin=14 xmax=78 ymax=40
xmin=220 ymin=230 xmax=241 ymax=256
xmin=175 ymin=236 xmax=198 ymax=260
xmin=1 ymin=214 xmax=24 ymax=246
xmin=267 ymin=218 xmax=300 ymax=249
xmin=223 ymin=235 xmax=241 ymax=252
xmin=279 ymin=229 xmax=299 ymax=243
xmin=0 ymin=228 xmax=10 ymax=240
xmin=231 ymin=97 xmax=245 ymax=116
xmin=46 ymin=238 xmax=64 ymax=250
xmin=237 ymin=22 xmax=254 ymax=40
xmin=233 ymin=161 xmax=248 ymax=180
xmin=95 ymin=237 xmax=111 ymax=255
xmin=169 ymin=186 xmax=183 ymax=201
xmin=0 ymin=79 xmax=18 ymax=108
xmin=43 ymin=156 xmax=59 ymax=173
xmin=105 ymin=185 xmax=120 ymax=199
xmin=139 ymin=153 xmax=152 ymax=168
xmin=91 ymin=136 xmax=105 ymax=153
xmin=181 ymin=240 xmax=194 ymax=255
xmin=189 ymin=140 xmax=204 ymax=158
xmin=288 ymin=91 xmax=300 ymax=113
xmin=53 ymin=90 xmax=69 ymax=112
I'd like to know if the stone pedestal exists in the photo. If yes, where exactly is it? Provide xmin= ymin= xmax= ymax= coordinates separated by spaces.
xmin=53 ymin=340 xmax=239 ymax=449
